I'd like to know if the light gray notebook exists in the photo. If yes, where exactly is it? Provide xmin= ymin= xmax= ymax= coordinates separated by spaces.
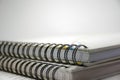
xmin=0 ymin=58 xmax=120 ymax=80
xmin=0 ymin=38 xmax=120 ymax=66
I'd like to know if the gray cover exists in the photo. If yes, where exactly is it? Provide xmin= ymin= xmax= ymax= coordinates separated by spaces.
xmin=1 ymin=55 xmax=120 ymax=80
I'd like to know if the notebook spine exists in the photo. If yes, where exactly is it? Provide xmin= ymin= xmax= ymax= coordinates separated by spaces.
xmin=0 ymin=56 xmax=68 ymax=80
xmin=0 ymin=41 xmax=88 ymax=65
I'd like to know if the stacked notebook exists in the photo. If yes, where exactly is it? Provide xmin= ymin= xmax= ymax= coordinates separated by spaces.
xmin=0 ymin=37 xmax=120 ymax=80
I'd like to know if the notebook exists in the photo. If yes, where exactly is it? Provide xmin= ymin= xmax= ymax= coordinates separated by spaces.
xmin=0 ymin=55 xmax=120 ymax=80
xmin=0 ymin=35 xmax=120 ymax=66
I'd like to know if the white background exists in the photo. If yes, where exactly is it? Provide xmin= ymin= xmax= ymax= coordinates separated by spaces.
xmin=0 ymin=0 xmax=120 ymax=41
xmin=0 ymin=0 xmax=120 ymax=79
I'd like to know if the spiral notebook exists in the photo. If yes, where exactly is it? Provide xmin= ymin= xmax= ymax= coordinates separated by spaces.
xmin=0 ymin=40 xmax=120 ymax=66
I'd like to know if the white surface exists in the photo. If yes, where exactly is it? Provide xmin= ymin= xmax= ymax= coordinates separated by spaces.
xmin=0 ymin=71 xmax=34 ymax=80
xmin=16 ymin=34 xmax=120 ymax=49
